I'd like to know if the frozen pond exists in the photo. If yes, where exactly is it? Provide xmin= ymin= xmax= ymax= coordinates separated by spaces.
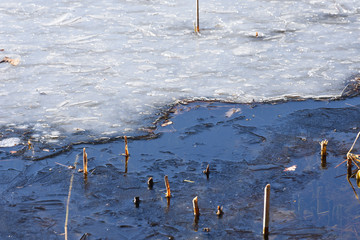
xmin=1 ymin=1 xmax=360 ymax=238
xmin=1 ymin=0 xmax=360 ymax=142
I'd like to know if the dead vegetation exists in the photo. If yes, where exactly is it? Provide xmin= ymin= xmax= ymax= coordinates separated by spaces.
xmin=0 ymin=56 xmax=20 ymax=66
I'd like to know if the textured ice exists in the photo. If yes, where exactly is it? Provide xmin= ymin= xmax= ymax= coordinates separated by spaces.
xmin=0 ymin=138 xmax=20 ymax=148
xmin=0 ymin=0 xmax=360 ymax=139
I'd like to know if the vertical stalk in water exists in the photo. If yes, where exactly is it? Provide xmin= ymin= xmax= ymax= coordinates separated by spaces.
xmin=164 ymin=175 xmax=171 ymax=198
xmin=203 ymin=164 xmax=210 ymax=178
xmin=193 ymin=196 xmax=200 ymax=216
xmin=148 ymin=177 xmax=154 ymax=189
xmin=216 ymin=205 xmax=223 ymax=216
xmin=125 ymin=155 xmax=129 ymax=173
xmin=83 ymin=148 xmax=88 ymax=176
xmin=263 ymin=184 xmax=270 ymax=236
xmin=320 ymin=140 xmax=328 ymax=167
xmin=124 ymin=136 xmax=129 ymax=157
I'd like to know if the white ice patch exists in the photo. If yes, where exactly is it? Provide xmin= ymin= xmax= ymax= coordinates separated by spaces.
xmin=1 ymin=0 xmax=359 ymax=139
xmin=0 ymin=138 xmax=21 ymax=148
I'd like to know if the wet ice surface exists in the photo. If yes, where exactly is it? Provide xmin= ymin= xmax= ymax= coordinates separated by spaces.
xmin=1 ymin=0 xmax=360 ymax=138
xmin=0 ymin=97 xmax=360 ymax=239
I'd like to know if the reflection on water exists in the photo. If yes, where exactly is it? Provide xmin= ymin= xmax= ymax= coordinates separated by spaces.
xmin=0 ymin=97 xmax=359 ymax=239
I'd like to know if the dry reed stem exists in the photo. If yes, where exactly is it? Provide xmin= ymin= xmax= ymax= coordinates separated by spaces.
xmin=320 ymin=139 xmax=328 ymax=156
xmin=164 ymin=175 xmax=171 ymax=198
xmin=263 ymin=184 xmax=270 ymax=236
xmin=83 ymin=148 xmax=88 ymax=176
xmin=65 ymin=155 xmax=79 ymax=240
xmin=193 ymin=196 xmax=200 ymax=216
xmin=348 ymin=131 xmax=360 ymax=156
xmin=148 ymin=177 xmax=154 ymax=189
xmin=203 ymin=164 xmax=210 ymax=178
xmin=133 ymin=196 xmax=140 ymax=207
xmin=124 ymin=136 xmax=129 ymax=157
xmin=0 ymin=56 xmax=20 ymax=66
xmin=216 ymin=205 xmax=224 ymax=216
xmin=195 ymin=0 xmax=200 ymax=33
xmin=27 ymin=140 xmax=33 ymax=150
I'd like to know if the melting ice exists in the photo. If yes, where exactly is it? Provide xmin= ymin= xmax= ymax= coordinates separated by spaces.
xmin=0 ymin=0 xmax=360 ymax=140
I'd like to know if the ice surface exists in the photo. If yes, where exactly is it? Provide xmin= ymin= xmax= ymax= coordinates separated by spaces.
xmin=0 ymin=0 xmax=360 ymax=139
xmin=0 ymin=138 xmax=20 ymax=147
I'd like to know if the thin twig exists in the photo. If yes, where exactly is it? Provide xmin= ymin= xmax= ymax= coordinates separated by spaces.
xmin=65 ymin=155 xmax=79 ymax=240
xmin=83 ymin=148 xmax=88 ymax=176
xmin=335 ymin=159 xmax=347 ymax=168
xmin=348 ymin=131 xmax=360 ymax=156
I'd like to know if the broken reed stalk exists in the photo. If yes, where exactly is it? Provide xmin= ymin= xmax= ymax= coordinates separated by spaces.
xmin=195 ymin=0 xmax=199 ymax=33
xmin=164 ymin=175 xmax=171 ymax=198
xmin=320 ymin=140 xmax=328 ymax=167
xmin=263 ymin=184 xmax=270 ymax=236
xmin=203 ymin=164 xmax=210 ymax=178
xmin=28 ymin=140 xmax=33 ymax=150
xmin=148 ymin=177 xmax=154 ymax=189
xmin=124 ymin=136 xmax=129 ymax=157
xmin=133 ymin=196 xmax=140 ymax=207
xmin=0 ymin=56 xmax=20 ymax=66
xmin=83 ymin=148 xmax=88 ymax=176
xmin=193 ymin=196 xmax=200 ymax=216
xmin=320 ymin=139 xmax=328 ymax=156
xmin=216 ymin=205 xmax=224 ymax=216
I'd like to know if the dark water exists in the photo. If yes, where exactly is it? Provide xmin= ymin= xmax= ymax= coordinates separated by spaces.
xmin=1 ymin=96 xmax=360 ymax=239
